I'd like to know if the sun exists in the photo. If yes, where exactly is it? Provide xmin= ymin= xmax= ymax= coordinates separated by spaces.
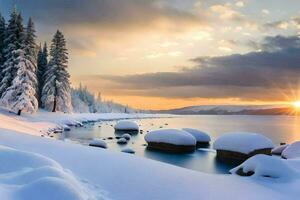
xmin=293 ymin=101 xmax=300 ymax=109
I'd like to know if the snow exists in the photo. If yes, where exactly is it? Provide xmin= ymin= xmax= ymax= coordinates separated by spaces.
xmin=117 ymin=138 xmax=128 ymax=144
xmin=213 ymin=132 xmax=274 ymax=154
xmin=89 ymin=139 xmax=107 ymax=149
xmin=182 ymin=128 xmax=211 ymax=143
xmin=272 ymin=144 xmax=289 ymax=155
xmin=0 ymin=109 xmax=300 ymax=199
xmin=121 ymin=148 xmax=135 ymax=154
xmin=114 ymin=120 xmax=139 ymax=131
xmin=230 ymin=155 xmax=299 ymax=180
xmin=121 ymin=133 xmax=131 ymax=140
xmin=282 ymin=141 xmax=300 ymax=159
xmin=145 ymin=129 xmax=196 ymax=146
xmin=0 ymin=145 xmax=99 ymax=200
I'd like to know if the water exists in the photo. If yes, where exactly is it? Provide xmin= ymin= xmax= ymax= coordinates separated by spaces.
xmin=59 ymin=115 xmax=300 ymax=174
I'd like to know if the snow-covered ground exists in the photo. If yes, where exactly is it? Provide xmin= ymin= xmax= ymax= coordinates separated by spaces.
xmin=0 ymin=108 xmax=300 ymax=200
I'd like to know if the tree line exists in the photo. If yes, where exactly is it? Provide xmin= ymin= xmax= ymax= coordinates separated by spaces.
xmin=0 ymin=8 xmax=72 ymax=115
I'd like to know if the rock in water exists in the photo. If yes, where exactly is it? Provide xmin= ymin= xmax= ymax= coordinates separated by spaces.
xmin=122 ymin=148 xmax=135 ymax=154
xmin=122 ymin=133 xmax=131 ymax=140
xmin=117 ymin=138 xmax=128 ymax=145
xmin=89 ymin=139 xmax=107 ymax=149
xmin=144 ymin=129 xmax=196 ymax=153
xmin=114 ymin=120 xmax=139 ymax=131
xmin=182 ymin=128 xmax=211 ymax=147
xmin=213 ymin=132 xmax=273 ymax=163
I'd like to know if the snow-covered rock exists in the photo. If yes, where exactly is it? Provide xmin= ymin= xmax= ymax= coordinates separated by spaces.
xmin=114 ymin=120 xmax=139 ymax=131
xmin=145 ymin=129 xmax=196 ymax=153
xmin=121 ymin=148 xmax=135 ymax=154
xmin=62 ymin=125 xmax=71 ymax=131
xmin=272 ymin=144 xmax=289 ymax=155
xmin=182 ymin=128 xmax=210 ymax=144
xmin=145 ymin=129 xmax=196 ymax=146
xmin=121 ymin=133 xmax=131 ymax=140
xmin=117 ymin=138 xmax=128 ymax=144
xmin=89 ymin=139 xmax=107 ymax=149
xmin=282 ymin=141 xmax=300 ymax=159
xmin=230 ymin=155 xmax=299 ymax=180
xmin=213 ymin=132 xmax=273 ymax=162
xmin=213 ymin=132 xmax=273 ymax=154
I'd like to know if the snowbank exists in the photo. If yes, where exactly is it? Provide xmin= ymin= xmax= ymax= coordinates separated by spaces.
xmin=145 ymin=129 xmax=196 ymax=146
xmin=0 ymin=108 xmax=162 ymax=136
xmin=0 ymin=145 xmax=99 ymax=200
xmin=182 ymin=128 xmax=211 ymax=143
xmin=114 ymin=120 xmax=139 ymax=131
xmin=1 ymin=109 xmax=300 ymax=199
xmin=230 ymin=155 xmax=299 ymax=180
xmin=213 ymin=132 xmax=274 ymax=154
xmin=282 ymin=141 xmax=300 ymax=159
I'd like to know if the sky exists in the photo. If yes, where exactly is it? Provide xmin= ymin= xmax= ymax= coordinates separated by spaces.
xmin=1 ymin=0 xmax=300 ymax=110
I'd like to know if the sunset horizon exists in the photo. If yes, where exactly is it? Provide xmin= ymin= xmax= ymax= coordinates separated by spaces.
xmin=2 ymin=0 xmax=300 ymax=110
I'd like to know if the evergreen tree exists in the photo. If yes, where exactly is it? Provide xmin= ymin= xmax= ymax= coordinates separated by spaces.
xmin=0 ymin=9 xmax=25 ymax=97
xmin=24 ymin=17 xmax=37 ymax=64
xmin=1 ymin=49 xmax=38 ymax=115
xmin=42 ymin=30 xmax=72 ymax=112
xmin=0 ymin=13 xmax=5 ymax=68
xmin=37 ymin=42 xmax=48 ymax=106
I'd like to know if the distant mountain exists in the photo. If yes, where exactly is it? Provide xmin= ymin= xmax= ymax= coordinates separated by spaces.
xmin=155 ymin=105 xmax=294 ymax=115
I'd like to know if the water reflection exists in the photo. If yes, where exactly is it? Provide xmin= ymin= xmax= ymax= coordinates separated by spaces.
xmin=62 ymin=115 xmax=300 ymax=174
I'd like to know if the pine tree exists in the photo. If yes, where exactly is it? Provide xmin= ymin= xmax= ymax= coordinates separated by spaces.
xmin=24 ymin=17 xmax=37 ymax=64
xmin=0 ymin=9 xmax=25 ymax=97
xmin=42 ymin=30 xmax=72 ymax=112
xmin=0 ymin=13 xmax=5 ymax=66
xmin=37 ymin=42 xmax=48 ymax=106
xmin=1 ymin=49 xmax=38 ymax=115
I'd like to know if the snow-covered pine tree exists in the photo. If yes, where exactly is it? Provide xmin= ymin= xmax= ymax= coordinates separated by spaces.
xmin=0 ymin=11 xmax=38 ymax=115
xmin=0 ymin=13 xmax=5 ymax=70
xmin=42 ymin=30 xmax=72 ymax=113
xmin=37 ymin=42 xmax=48 ymax=106
xmin=1 ymin=49 xmax=38 ymax=115
xmin=0 ymin=9 xmax=25 ymax=97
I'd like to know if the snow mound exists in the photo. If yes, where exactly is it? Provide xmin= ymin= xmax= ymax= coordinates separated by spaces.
xmin=282 ymin=141 xmax=300 ymax=159
xmin=213 ymin=132 xmax=273 ymax=154
xmin=89 ymin=139 xmax=107 ymax=149
xmin=121 ymin=148 xmax=135 ymax=154
xmin=121 ymin=133 xmax=131 ymax=140
xmin=272 ymin=144 xmax=289 ymax=155
xmin=145 ymin=129 xmax=196 ymax=146
xmin=230 ymin=155 xmax=299 ymax=180
xmin=117 ymin=138 xmax=128 ymax=144
xmin=182 ymin=128 xmax=210 ymax=143
xmin=114 ymin=120 xmax=139 ymax=131
xmin=0 ymin=145 xmax=101 ymax=200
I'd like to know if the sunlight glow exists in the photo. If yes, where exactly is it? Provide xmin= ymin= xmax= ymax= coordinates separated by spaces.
xmin=293 ymin=101 xmax=300 ymax=109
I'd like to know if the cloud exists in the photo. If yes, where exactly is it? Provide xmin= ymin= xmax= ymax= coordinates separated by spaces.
xmin=87 ymin=35 xmax=300 ymax=101
xmin=210 ymin=4 xmax=244 ymax=22
xmin=262 ymin=9 xmax=270 ymax=15
xmin=235 ymin=1 xmax=245 ymax=8
xmin=1 ymin=0 xmax=207 ymax=54
xmin=2 ymin=0 xmax=205 ymax=32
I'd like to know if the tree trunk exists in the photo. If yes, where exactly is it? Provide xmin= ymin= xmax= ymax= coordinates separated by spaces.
xmin=52 ymin=97 xmax=57 ymax=112
xmin=17 ymin=110 xmax=22 ymax=116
